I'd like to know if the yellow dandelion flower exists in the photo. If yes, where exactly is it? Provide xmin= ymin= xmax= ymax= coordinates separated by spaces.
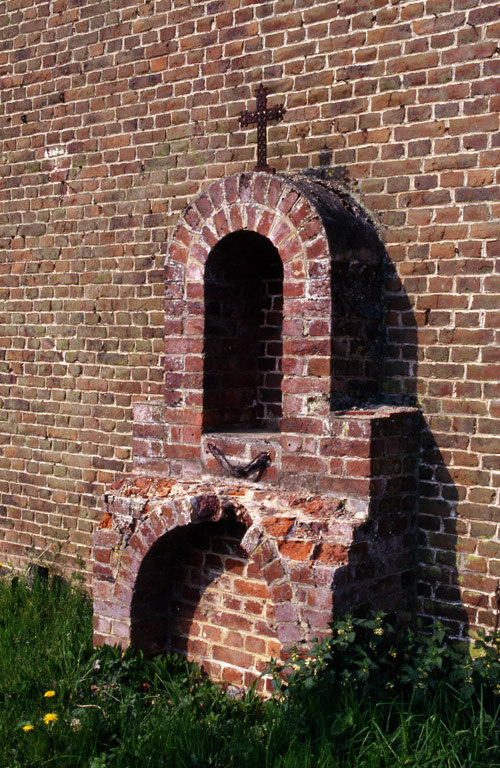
xmin=22 ymin=724 xmax=34 ymax=732
xmin=43 ymin=690 xmax=56 ymax=698
xmin=43 ymin=713 xmax=58 ymax=725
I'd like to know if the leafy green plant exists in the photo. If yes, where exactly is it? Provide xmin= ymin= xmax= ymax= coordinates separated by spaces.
xmin=267 ymin=612 xmax=500 ymax=767
xmin=2 ymin=572 xmax=500 ymax=767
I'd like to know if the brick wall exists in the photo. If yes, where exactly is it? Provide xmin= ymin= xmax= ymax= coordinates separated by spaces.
xmin=1 ymin=0 xmax=500 ymax=640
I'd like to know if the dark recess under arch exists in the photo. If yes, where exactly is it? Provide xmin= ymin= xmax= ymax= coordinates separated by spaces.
xmin=203 ymin=230 xmax=284 ymax=431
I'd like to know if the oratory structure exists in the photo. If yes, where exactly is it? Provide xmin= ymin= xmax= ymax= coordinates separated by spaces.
xmin=93 ymin=169 xmax=419 ymax=691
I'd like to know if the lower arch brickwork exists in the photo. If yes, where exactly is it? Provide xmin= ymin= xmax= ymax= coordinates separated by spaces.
xmin=94 ymin=477 xmax=345 ymax=655
xmin=94 ymin=405 xmax=419 ymax=692
xmin=131 ymin=519 xmax=280 ymax=693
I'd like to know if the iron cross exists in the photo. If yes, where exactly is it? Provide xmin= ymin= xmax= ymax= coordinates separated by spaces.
xmin=239 ymin=83 xmax=286 ymax=173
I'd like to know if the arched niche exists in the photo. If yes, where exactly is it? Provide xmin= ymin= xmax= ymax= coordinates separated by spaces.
xmin=158 ymin=172 xmax=389 ymax=486
xmin=130 ymin=517 xmax=280 ymax=691
xmin=203 ymin=230 xmax=283 ymax=431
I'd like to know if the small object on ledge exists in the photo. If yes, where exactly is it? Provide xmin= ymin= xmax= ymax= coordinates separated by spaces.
xmin=207 ymin=442 xmax=271 ymax=481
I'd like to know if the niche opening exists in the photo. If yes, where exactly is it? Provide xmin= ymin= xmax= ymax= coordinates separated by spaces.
xmin=203 ymin=230 xmax=283 ymax=431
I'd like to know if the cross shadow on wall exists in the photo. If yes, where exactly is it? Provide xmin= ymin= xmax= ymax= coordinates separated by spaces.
xmin=329 ymin=249 xmax=468 ymax=640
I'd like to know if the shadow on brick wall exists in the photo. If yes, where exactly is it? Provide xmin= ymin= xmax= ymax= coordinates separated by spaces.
xmin=328 ymin=413 xmax=468 ymax=639
xmin=323 ymin=236 xmax=468 ymax=639
xmin=375 ymin=256 xmax=468 ymax=638
xmin=417 ymin=422 xmax=468 ymax=639
xmin=130 ymin=519 xmax=279 ymax=689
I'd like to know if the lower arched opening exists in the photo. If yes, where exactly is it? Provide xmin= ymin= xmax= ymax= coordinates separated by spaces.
xmin=131 ymin=518 xmax=280 ymax=691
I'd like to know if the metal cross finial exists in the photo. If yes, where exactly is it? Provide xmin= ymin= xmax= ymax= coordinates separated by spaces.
xmin=239 ymin=83 xmax=286 ymax=173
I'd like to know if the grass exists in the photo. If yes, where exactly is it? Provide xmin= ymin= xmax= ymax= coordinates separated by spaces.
xmin=1 ymin=571 xmax=500 ymax=767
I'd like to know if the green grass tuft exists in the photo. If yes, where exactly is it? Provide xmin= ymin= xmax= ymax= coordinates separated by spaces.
xmin=1 ymin=574 xmax=500 ymax=767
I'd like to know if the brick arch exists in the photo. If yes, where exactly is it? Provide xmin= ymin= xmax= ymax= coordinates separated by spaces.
xmin=168 ymin=173 xmax=330 ymax=301
xmin=167 ymin=172 xmax=329 ymax=282
xmin=94 ymin=494 xmax=322 ymax=664
xmin=163 ymin=172 xmax=333 ymax=430
xmin=109 ymin=494 xmax=299 ymax=659
xmin=93 ymin=480 xmax=351 ymax=661
xmin=128 ymin=513 xmax=286 ymax=690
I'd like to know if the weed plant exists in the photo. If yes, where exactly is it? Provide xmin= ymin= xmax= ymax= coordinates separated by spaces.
xmin=1 ymin=572 xmax=500 ymax=767
xmin=268 ymin=614 xmax=500 ymax=767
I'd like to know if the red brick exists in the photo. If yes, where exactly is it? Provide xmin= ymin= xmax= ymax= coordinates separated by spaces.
xmin=278 ymin=540 xmax=313 ymax=561
xmin=213 ymin=645 xmax=253 ymax=668
xmin=261 ymin=517 xmax=295 ymax=537
xmin=314 ymin=543 xmax=349 ymax=565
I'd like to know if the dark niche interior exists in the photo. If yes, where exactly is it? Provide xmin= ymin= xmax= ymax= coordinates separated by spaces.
xmin=330 ymin=257 xmax=385 ymax=408
xmin=203 ymin=230 xmax=283 ymax=431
